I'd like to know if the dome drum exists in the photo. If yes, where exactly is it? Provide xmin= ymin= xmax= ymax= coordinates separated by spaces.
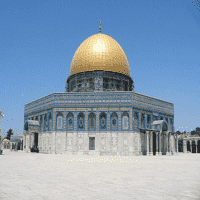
xmin=65 ymin=70 xmax=134 ymax=93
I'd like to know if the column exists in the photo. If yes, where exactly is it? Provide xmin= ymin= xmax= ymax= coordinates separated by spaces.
xmin=10 ymin=142 xmax=12 ymax=151
xmin=29 ymin=133 xmax=31 ymax=152
xmin=183 ymin=140 xmax=187 ymax=153
xmin=149 ymin=131 xmax=153 ymax=156
xmin=159 ymin=131 xmax=162 ymax=155
xmin=146 ymin=131 xmax=149 ymax=156
xmin=156 ymin=132 xmax=159 ymax=155
xmin=23 ymin=134 xmax=26 ymax=152
xmin=190 ymin=140 xmax=192 ymax=153
xmin=165 ymin=132 xmax=168 ymax=155
xmin=195 ymin=140 xmax=197 ymax=153
xmin=176 ymin=133 xmax=178 ymax=153
xmin=168 ymin=132 xmax=171 ymax=155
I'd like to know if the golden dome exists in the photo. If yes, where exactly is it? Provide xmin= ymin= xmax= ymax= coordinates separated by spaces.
xmin=70 ymin=33 xmax=130 ymax=76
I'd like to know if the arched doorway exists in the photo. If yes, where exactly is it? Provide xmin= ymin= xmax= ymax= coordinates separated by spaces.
xmin=192 ymin=141 xmax=196 ymax=153
xmin=198 ymin=140 xmax=200 ymax=153
xmin=187 ymin=141 xmax=190 ymax=152
xmin=178 ymin=139 xmax=183 ymax=152
xmin=153 ymin=132 xmax=156 ymax=155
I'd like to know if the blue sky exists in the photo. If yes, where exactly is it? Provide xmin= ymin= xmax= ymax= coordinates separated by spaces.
xmin=0 ymin=0 xmax=200 ymax=137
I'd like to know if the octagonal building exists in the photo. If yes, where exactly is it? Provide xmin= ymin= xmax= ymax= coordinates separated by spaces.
xmin=23 ymin=27 xmax=175 ymax=156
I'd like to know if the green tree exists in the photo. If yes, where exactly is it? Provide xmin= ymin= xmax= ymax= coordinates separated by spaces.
xmin=191 ymin=130 xmax=196 ymax=136
xmin=6 ymin=129 xmax=14 ymax=140
xmin=176 ymin=130 xmax=181 ymax=135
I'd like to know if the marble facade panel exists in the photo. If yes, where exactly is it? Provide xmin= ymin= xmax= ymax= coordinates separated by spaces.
xmin=140 ymin=132 xmax=146 ymax=155
xmin=106 ymin=132 xmax=111 ymax=154
xmin=55 ymin=132 xmax=63 ymax=154
xmin=100 ymin=133 xmax=106 ymax=151
xmin=24 ymin=130 xmax=172 ymax=156
xmin=95 ymin=132 xmax=101 ymax=152
xmin=72 ymin=132 xmax=77 ymax=153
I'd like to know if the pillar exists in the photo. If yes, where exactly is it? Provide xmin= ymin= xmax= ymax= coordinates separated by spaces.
xmin=28 ymin=133 xmax=31 ymax=152
xmin=168 ymin=132 xmax=171 ymax=155
xmin=183 ymin=140 xmax=187 ymax=153
xmin=166 ymin=132 xmax=169 ymax=155
xmin=195 ymin=140 xmax=197 ymax=153
xmin=146 ymin=131 xmax=149 ymax=156
xmin=176 ymin=133 xmax=178 ymax=153
xmin=149 ymin=131 xmax=153 ymax=156
xmin=159 ymin=131 xmax=162 ymax=155
xmin=190 ymin=140 xmax=192 ymax=153
xmin=156 ymin=132 xmax=159 ymax=155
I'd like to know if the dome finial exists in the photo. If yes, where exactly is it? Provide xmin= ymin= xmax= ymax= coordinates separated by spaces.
xmin=99 ymin=19 xmax=102 ymax=33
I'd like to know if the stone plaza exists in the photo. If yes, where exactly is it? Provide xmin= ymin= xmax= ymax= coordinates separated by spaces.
xmin=0 ymin=150 xmax=200 ymax=200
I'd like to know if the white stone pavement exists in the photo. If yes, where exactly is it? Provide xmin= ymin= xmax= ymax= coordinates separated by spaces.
xmin=0 ymin=150 xmax=200 ymax=200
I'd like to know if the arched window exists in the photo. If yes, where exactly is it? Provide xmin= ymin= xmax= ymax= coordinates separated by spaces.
xmin=141 ymin=113 xmax=145 ymax=128
xmin=44 ymin=114 xmax=47 ymax=131
xmin=147 ymin=114 xmax=151 ymax=128
xmin=111 ymin=112 xmax=118 ymax=131
xmin=78 ymin=113 xmax=84 ymax=130
xmin=67 ymin=112 xmax=73 ymax=130
xmin=162 ymin=122 xmax=167 ymax=131
xmin=39 ymin=116 xmax=43 ymax=131
xmin=100 ymin=112 xmax=106 ymax=130
xmin=169 ymin=118 xmax=173 ymax=131
xmin=35 ymin=116 xmax=39 ymax=121
xmin=134 ymin=112 xmax=138 ymax=128
xmin=49 ymin=113 xmax=52 ymax=131
xmin=89 ymin=112 xmax=95 ymax=130
xmin=122 ymin=111 xmax=129 ymax=130
xmin=24 ymin=122 xmax=28 ymax=130
xmin=57 ymin=112 xmax=63 ymax=130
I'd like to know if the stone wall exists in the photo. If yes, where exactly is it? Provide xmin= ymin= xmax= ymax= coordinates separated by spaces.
xmin=35 ymin=131 xmax=141 ymax=156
